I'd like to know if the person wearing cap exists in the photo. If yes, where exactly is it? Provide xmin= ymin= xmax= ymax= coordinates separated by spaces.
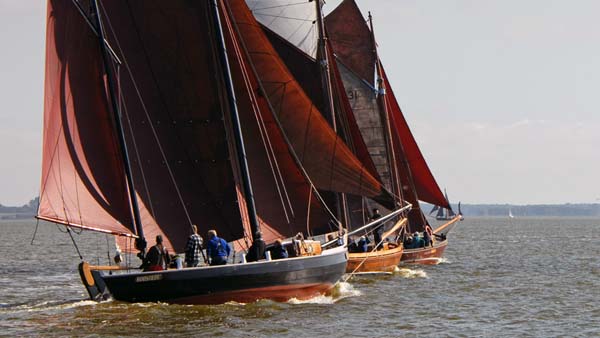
xmin=206 ymin=229 xmax=230 ymax=266
xmin=245 ymin=231 xmax=266 ymax=262
xmin=142 ymin=235 xmax=170 ymax=271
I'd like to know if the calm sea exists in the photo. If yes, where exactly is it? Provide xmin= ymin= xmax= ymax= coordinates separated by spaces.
xmin=1 ymin=217 xmax=598 ymax=337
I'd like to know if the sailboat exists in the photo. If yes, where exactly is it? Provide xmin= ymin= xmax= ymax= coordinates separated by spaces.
xmin=430 ymin=190 xmax=458 ymax=221
xmin=38 ymin=0 xmax=397 ymax=304
xmin=245 ymin=0 xmax=412 ymax=274
xmin=509 ymin=208 xmax=515 ymax=219
xmin=324 ymin=0 xmax=462 ymax=265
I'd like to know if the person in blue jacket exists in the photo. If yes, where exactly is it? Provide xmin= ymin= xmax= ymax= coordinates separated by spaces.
xmin=412 ymin=232 xmax=424 ymax=248
xmin=206 ymin=229 xmax=230 ymax=266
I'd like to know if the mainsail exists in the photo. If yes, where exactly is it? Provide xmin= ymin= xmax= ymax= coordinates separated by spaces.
xmin=39 ymin=0 xmax=391 ymax=254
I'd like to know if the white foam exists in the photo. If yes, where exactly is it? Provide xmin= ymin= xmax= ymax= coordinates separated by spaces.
xmin=287 ymin=282 xmax=361 ymax=305
xmin=394 ymin=267 xmax=428 ymax=278
xmin=436 ymin=257 xmax=451 ymax=264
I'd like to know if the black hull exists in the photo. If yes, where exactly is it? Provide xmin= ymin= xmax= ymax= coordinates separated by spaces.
xmin=94 ymin=247 xmax=347 ymax=304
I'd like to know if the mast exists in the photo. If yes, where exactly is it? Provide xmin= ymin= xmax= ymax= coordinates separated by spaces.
xmin=368 ymin=11 xmax=401 ymax=202
xmin=315 ymin=0 xmax=336 ymax=129
xmin=315 ymin=0 xmax=348 ymax=225
xmin=211 ymin=0 xmax=261 ymax=239
xmin=91 ymin=0 xmax=146 ymax=254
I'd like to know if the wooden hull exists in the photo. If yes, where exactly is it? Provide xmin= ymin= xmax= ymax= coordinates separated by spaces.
xmin=81 ymin=246 xmax=347 ymax=304
xmin=400 ymin=240 xmax=447 ymax=265
xmin=346 ymin=245 xmax=404 ymax=273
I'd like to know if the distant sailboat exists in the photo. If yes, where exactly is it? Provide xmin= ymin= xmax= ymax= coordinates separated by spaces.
xmin=509 ymin=208 xmax=515 ymax=219
xmin=430 ymin=189 xmax=457 ymax=221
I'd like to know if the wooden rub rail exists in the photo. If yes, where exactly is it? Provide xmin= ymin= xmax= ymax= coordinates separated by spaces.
xmin=80 ymin=262 xmax=132 ymax=287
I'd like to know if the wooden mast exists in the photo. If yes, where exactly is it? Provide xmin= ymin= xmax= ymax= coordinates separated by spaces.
xmin=369 ymin=12 xmax=427 ymax=225
xmin=315 ymin=0 xmax=348 ymax=226
xmin=91 ymin=0 xmax=146 ymax=255
xmin=211 ymin=0 xmax=261 ymax=240
xmin=368 ymin=11 xmax=401 ymax=203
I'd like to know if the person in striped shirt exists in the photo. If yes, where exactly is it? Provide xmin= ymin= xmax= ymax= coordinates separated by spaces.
xmin=185 ymin=224 xmax=204 ymax=267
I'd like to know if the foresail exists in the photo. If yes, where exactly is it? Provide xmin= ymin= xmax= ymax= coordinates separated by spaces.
xmin=382 ymin=66 xmax=450 ymax=209
xmin=39 ymin=0 xmax=135 ymax=236
xmin=245 ymin=0 xmax=318 ymax=58
xmin=228 ymin=0 xmax=394 ymax=209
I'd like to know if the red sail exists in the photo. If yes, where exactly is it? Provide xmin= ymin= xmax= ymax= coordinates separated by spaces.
xmin=100 ymin=1 xmax=247 ymax=251
xmin=220 ymin=1 xmax=332 ymax=242
xmin=228 ymin=0 xmax=393 ymax=207
xmin=39 ymin=0 xmax=135 ymax=236
xmin=382 ymin=66 xmax=450 ymax=209
xmin=325 ymin=0 xmax=375 ymax=86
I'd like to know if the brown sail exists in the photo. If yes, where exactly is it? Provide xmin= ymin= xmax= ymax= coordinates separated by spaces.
xmin=39 ymin=0 xmax=135 ymax=236
xmin=228 ymin=0 xmax=393 ymax=208
xmin=382 ymin=65 xmax=450 ymax=209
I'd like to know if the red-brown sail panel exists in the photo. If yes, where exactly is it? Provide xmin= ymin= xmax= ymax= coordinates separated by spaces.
xmin=100 ymin=1 xmax=247 ymax=251
xmin=39 ymin=0 xmax=135 ymax=236
xmin=220 ymin=1 xmax=332 ymax=240
xmin=228 ymin=0 xmax=393 ymax=208
xmin=382 ymin=66 xmax=450 ymax=209
xmin=325 ymin=0 xmax=375 ymax=86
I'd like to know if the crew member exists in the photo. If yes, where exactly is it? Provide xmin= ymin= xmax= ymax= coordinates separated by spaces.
xmin=142 ymin=235 xmax=170 ymax=271
xmin=206 ymin=229 xmax=230 ymax=266
xmin=270 ymin=239 xmax=288 ymax=260
xmin=185 ymin=224 xmax=203 ymax=267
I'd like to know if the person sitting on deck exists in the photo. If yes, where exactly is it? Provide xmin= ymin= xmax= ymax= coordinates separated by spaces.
xmin=185 ymin=224 xmax=203 ymax=267
xmin=142 ymin=235 xmax=170 ymax=271
xmin=206 ymin=229 xmax=230 ymax=266
xmin=270 ymin=239 xmax=288 ymax=260
xmin=412 ymin=232 xmax=424 ymax=248
xmin=403 ymin=234 xmax=413 ymax=249
xmin=246 ymin=231 xmax=266 ymax=262
xmin=357 ymin=236 xmax=370 ymax=252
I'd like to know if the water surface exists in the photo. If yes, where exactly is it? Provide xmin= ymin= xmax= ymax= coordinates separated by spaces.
xmin=1 ymin=217 xmax=598 ymax=337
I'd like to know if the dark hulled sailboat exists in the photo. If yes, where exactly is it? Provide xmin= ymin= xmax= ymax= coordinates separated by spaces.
xmin=38 ymin=0 xmax=394 ymax=304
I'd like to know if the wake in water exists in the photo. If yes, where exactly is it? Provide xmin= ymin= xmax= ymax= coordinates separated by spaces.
xmin=287 ymin=282 xmax=361 ymax=305
xmin=436 ymin=257 xmax=451 ymax=264
xmin=0 ymin=299 xmax=99 ymax=314
xmin=394 ymin=266 xmax=428 ymax=279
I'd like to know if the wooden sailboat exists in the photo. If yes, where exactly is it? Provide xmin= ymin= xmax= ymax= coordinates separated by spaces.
xmin=246 ymin=1 xmax=411 ymax=273
xmin=324 ymin=0 xmax=461 ymax=265
xmin=38 ymin=0 xmax=397 ymax=304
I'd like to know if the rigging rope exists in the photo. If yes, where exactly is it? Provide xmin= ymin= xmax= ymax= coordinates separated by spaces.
xmin=224 ymin=2 xmax=341 ymax=227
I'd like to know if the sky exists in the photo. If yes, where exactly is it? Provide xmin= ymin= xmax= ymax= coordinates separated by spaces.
xmin=0 ymin=0 xmax=599 ymax=206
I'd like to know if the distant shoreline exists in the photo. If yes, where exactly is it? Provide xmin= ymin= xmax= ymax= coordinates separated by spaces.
xmin=2 ymin=198 xmax=599 ymax=218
